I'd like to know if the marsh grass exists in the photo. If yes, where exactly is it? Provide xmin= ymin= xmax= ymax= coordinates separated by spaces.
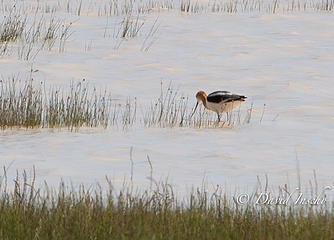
xmin=143 ymin=84 xmax=189 ymax=127
xmin=119 ymin=13 xmax=144 ymax=38
xmin=1 ymin=0 xmax=334 ymax=19
xmin=111 ymin=7 xmax=147 ymax=49
xmin=1 ymin=0 xmax=333 ymax=59
xmin=141 ymin=16 xmax=160 ymax=52
xmin=0 ymin=78 xmax=43 ymax=128
xmin=0 ymin=7 xmax=73 ymax=59
xmin=0 ymin=11 xmax=26 ymax=43
xmin=0 ymin=168 xmax=333 ymax=239
xmin=122 ymin=97 xmax=137 ymax=128
xmin=44 ymin=81 xmax=111 ymax=130
xmin=0 ymin=78 xmax=112 ymax=129
xmin=0 ymin=10 xmax=26 ymax=56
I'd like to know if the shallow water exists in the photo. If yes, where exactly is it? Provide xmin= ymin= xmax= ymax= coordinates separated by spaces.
xmin=0 ymin=6 xmax=334 ymax=194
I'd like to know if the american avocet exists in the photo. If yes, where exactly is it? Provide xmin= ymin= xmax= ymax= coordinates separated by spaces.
xmin=191 ymin=90 xmax=247 ymax=122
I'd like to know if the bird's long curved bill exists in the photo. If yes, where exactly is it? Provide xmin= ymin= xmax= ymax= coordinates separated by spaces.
xmin=190 ymin=102 xmax=199 ymax=118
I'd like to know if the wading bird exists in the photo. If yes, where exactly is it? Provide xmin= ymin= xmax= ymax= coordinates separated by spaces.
xmin=191 ymin=90 xmax=247 ymax=122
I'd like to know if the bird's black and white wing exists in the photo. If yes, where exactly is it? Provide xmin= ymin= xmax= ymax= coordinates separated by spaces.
xmin=207 ymin=91 xmax=247 ymax=103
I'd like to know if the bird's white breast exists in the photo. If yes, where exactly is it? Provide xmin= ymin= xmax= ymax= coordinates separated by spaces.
xmin=206 ymin=100 xmax=242 ymax=113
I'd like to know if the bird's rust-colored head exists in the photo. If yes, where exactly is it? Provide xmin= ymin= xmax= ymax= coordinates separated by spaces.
xmin=196 ymin=91 xmax=207 ymax=103
xmin=190 ymin=91 xmax=207 ymax=118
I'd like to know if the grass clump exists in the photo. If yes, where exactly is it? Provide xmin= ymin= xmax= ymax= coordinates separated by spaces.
xmin=0 ymin=5 xmax=73 ymax=60
xmin=143 ymin=84 xmax=189 ymax=127
xmin=119 ymin=14 xmax=145 ymax=39
xmin=0 ymin=78 xmax=43 ymax=128
xmin=0 ymin=78 xmax=111 ymax=129
xmin=0 ymin=12 xmax=26 ymax=43
xmin=45 ymin=81 xmax=111 ymax=129
xmin=0 ymin=169 xmax=334 ymax=239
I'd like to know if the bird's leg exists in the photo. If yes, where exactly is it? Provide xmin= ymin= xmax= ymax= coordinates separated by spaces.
xmin=226 ymin=112 xmax=229 ymax=122
xmin=216 ymin=112 xmax=221 ymax=123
